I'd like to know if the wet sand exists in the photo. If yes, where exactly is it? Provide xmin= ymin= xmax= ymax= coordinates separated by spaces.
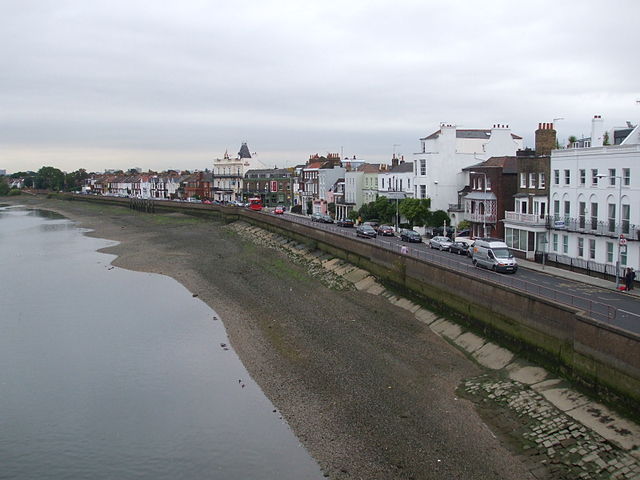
xmin=7 ymin=197 xmax=536 ymax=479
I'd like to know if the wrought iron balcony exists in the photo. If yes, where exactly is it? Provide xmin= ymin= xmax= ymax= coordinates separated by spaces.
xmin=548 ymin=215 xmax=639 ymax=240
xmin=504 ymin=211 xmax=547 ymax=226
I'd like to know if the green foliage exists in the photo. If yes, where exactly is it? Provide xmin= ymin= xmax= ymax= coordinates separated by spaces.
xmin=0 ymin=180 xmax=9 ymax=196
xmin=306 ymin=200 xmax=312 ymax=215
xmin=398 ymin=198 xmax=431 ymax=227
xmin=358 ymin=196 xmax=396 ymax=223
xmin=35 ymin=166 xmax=65 ymax=191
xmin=327 ymin=202 xmax=335 ymax=215
xmin=457 ymin=219 xmax=471 ymax=230
xmin=567 ymin=135 xmax=577 ymax=147
xmin=64 ymin=169 xmax=89 ymax=191
xmin=426 ymin=210 xmax=451 ymax=227
xmin=603 ymin=131 xmax=610 ymax=146
xmin=347 ymin=210 xmax=359 ymax=221
xmin=8 ymin=188 xmax=21 ymax=196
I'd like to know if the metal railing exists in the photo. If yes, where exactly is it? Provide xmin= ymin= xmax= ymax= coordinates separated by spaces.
xmin=277 ymin=212 xmax=639 ymax=329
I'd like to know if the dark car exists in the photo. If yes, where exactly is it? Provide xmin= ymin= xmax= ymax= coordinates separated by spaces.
xmin=449 ymin=241 xmax=470 ymax=255
xmin=378 ymin=225 xmax=395 ymax=236
xmin=337 ymin=218 xmax=355 ymax=227
xmin=399 ymin=229 xmax=422 ymax=243
xmin=356 ymin=224 xmax=377 ymax=238
xmin=363 ymin=220 xmax=380 ymax=231
xmin=311 ymin=213 xmax=332 ymax=223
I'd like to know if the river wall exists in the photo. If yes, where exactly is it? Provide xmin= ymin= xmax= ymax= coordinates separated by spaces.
xmin=61 ymin=194 xmax=640 ymax=415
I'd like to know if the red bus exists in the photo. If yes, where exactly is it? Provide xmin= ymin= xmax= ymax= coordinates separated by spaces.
xmin=248 ymin=197 xmax=263 ymax=211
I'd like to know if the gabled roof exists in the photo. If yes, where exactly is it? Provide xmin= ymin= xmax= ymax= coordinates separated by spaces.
xmin=421 ymin=128 xmax=523 ymax=141
xmin=386 ymin=162 xmax=413 ymax=173
xmin=356 ymin=163 xmax=383 ymax=173
xmin=464 ymin=156 xmax=518 ymax=174
xmin=304 ymin=162 xmax=324 ymax=169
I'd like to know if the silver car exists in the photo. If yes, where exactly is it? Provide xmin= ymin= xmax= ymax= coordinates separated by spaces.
xmin=429 ymin=235 xmax=452 ymax=251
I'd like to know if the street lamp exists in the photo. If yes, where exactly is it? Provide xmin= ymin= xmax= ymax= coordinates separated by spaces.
xmin=596 ymin=173 xmax=623 ymax=289
xmin=469 ymin=171 xmax=488 ymax=237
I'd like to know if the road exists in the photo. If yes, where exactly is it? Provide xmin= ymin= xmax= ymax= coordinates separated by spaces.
xmin=272 ymin=211 xmax=640 ymax=334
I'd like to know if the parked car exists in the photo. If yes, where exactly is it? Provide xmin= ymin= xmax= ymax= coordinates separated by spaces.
xmin=336 ymin=218 xmax=355 ymax=227
xmin=356 ymin=224 xmax=377 ymax=238
xmin=311 ymin=213 xmax=333 ymax=223
xmin=399 ymin=229 xmax=422 ymax=243
xmin=429 ymin=235 xmax=452 ymax=250
xmin=274 ymin=205 xmax=285 ymax=214
xmin=449 ymin=241 xmax=470 ymax=255
xmin=363 ymin=220 xmax=380 ymax=231
xmin=378 ymin=225 xmax=395 ymax=236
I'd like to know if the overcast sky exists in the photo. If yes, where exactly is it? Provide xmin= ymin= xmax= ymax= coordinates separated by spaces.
xmin=1 ymin=0 xmax=639 ymax=173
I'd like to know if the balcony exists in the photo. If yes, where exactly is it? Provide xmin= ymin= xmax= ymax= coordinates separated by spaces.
xmin=548 ymin=216 xmax=639 ymax=240
xmin=504 ymin=211 xmax=547 ymax=226
xmin=448 ymin=203 xmax=464 ymax=212
xmin=465 ymin=212 xmax=497 ymax=224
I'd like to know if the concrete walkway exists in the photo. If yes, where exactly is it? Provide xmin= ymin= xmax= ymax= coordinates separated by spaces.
xmin=519 ymin=258 xmax=640 ymax=298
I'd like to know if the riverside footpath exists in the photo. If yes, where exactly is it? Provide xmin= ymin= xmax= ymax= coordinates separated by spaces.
xmin=518 ymin=258 xmax=640 ymax=299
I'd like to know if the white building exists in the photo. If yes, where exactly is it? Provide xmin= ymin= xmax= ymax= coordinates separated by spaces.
xmin=213 ymin=143 xmax=259 ymax=202
xmin=413 ymin=124 xmax=523 ymax=223
xmin=339 ymin=163 xmax=384 ymax=219
xmin=379 ymin=157 xmax=414 ymax=198
xmin=549 ymin=117 xmax=639 ymax=276
xmin=317 ymin=165 xmax=345 ymax=213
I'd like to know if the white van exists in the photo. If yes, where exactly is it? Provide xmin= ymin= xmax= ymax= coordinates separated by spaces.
xmin=472 ymin=238 xmax=518 ymax=273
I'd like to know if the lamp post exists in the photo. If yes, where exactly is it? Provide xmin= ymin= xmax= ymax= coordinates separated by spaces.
xmin=596 ymin=173 xmax=623 ymax=289
xmin=469 ymin=171 xmax=488 ymax=237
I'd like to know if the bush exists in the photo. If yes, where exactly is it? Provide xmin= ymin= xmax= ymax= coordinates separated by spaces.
xmin=8 ymin=189 xmax=21 ymax=196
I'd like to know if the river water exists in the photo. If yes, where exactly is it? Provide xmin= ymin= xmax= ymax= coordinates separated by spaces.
xmin=0 ymin=205 xmax=323 ymax=480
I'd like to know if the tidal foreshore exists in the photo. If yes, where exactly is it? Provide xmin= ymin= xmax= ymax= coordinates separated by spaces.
xmin=7 ymin=196 xmax=639 ymax=480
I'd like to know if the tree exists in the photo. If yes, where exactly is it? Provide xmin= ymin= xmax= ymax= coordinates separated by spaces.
xmin=567 ymin=135 xmax=577 ymax=147
xmin=327 ymin=202 xmax=335 ymax=216
xmin=358 ymin=196 xmax=396 ymax=223
xmin=603 ymin=131 xmax=610 ymax=146
xmin=35 ymin=166 xmax=65 ymax=191
xmin=398 ymin=198 xmax=431 ymax=227
xmin=426 ymin=210 xmax=451 ymax=227
xmin=456 ymin=220 xmax=471 ymax=231
xmin=0 ymin=179 xmax=9 ymax=196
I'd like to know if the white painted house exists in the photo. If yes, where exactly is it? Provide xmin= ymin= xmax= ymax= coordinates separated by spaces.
xmin=379 ymin=157 xmax=414 ymax=198
xmin=413 ymin=124 xmax=523 ymax=224
xmin=549 ymin=117 xmax=640 ymax=276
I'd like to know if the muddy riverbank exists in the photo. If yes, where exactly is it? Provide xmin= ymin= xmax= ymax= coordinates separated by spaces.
xmin=5 ymin=196 xmax=537 ymax=479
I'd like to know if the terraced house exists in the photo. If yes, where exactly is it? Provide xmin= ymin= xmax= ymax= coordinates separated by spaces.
xmin=548 ymin=115 xmax=640 ymax=278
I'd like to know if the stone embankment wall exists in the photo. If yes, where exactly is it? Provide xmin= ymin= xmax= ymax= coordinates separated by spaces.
xmin=63 ymin=194 xmax=640 ymax=413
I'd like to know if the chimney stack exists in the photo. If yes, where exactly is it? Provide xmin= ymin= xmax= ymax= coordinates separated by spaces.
xmin=591 ymin=115 xmax=604 ymax=147
xmin=535 ymin=122 xmax=557 ymax=156
xmin=391 ymin=154 xmax=399 ymax=168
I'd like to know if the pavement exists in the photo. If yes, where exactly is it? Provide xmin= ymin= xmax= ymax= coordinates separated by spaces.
xmin=519 ymin=257 xmax=640 ymax=298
